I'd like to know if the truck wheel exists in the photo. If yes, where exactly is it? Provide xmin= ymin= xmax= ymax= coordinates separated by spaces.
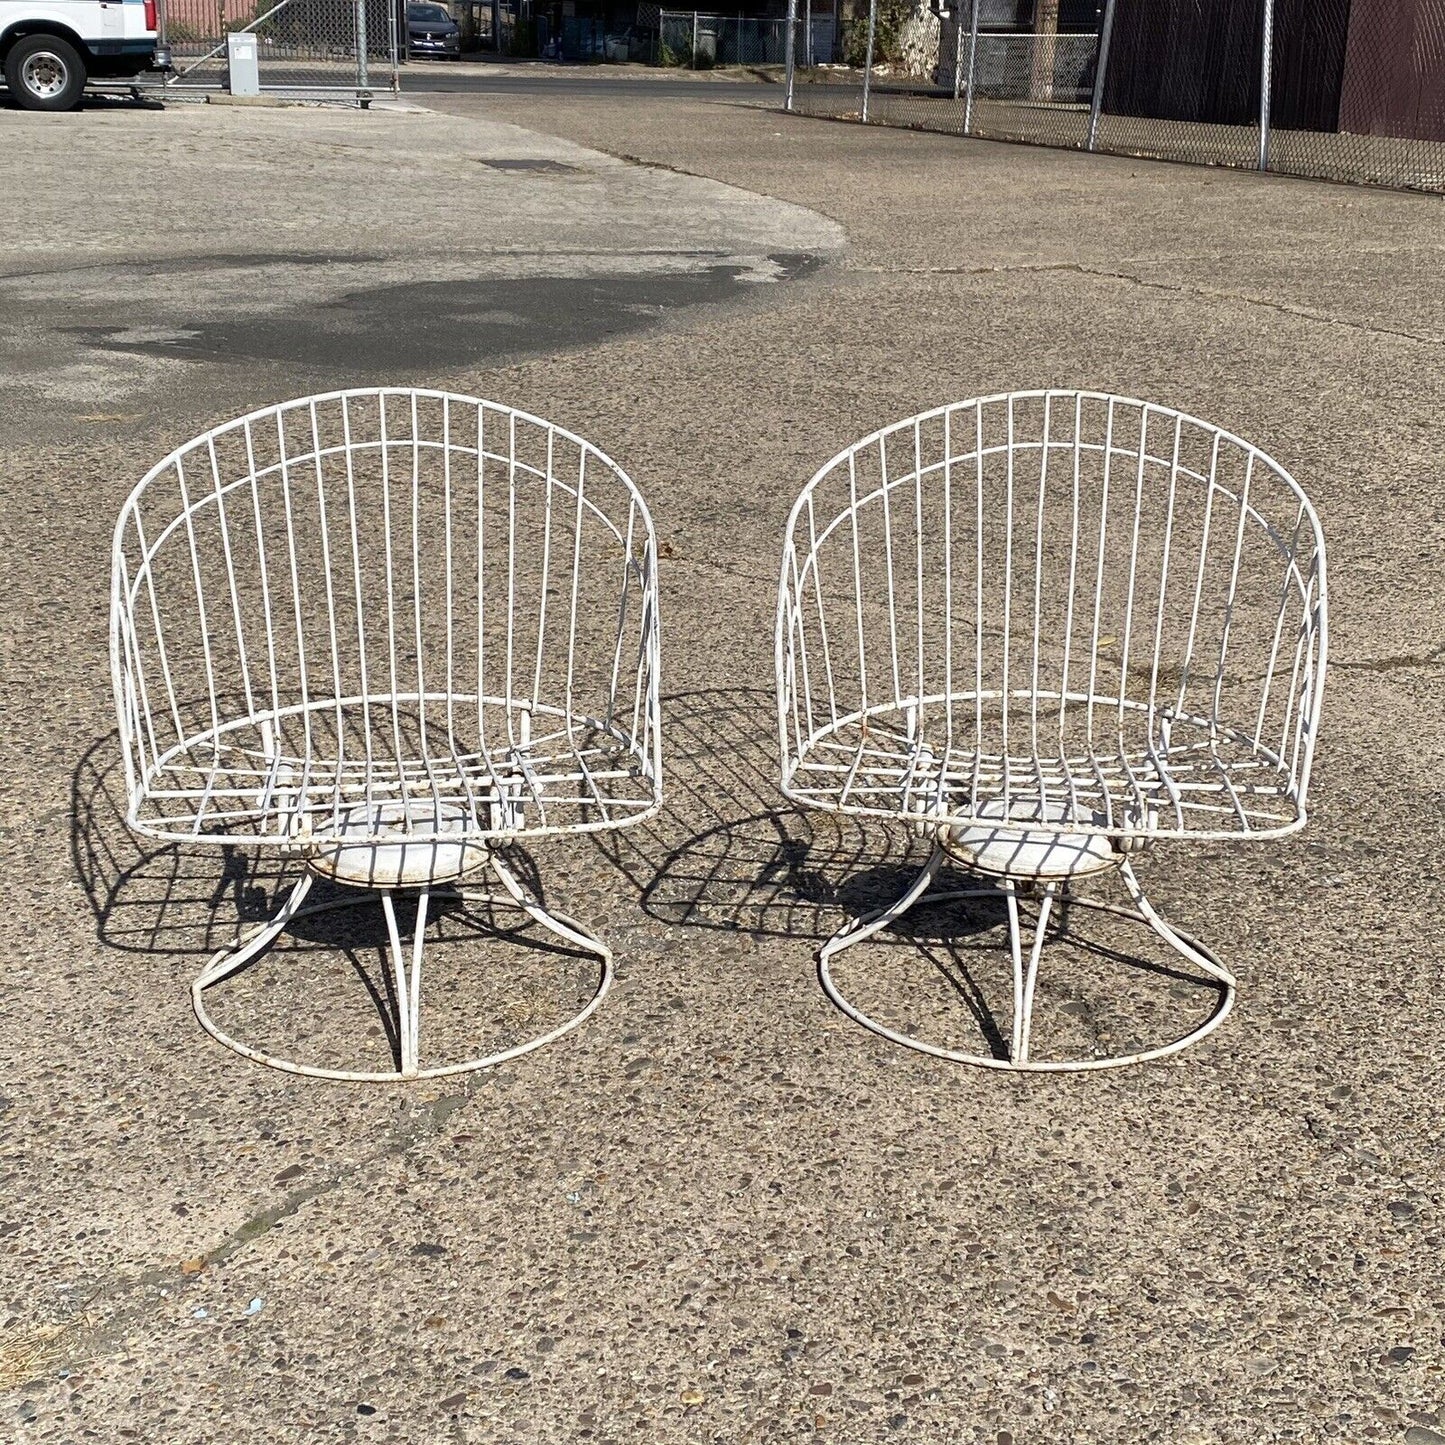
xmin=5 ymin=35 xmax=88 ymax=111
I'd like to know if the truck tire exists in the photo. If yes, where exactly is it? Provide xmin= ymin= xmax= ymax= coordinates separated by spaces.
xmin=5 ymin=34 xmax=88 ymax=111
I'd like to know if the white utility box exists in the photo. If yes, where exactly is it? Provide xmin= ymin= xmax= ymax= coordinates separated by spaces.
xmin=226 ymin=32 xmax=260 ymax=96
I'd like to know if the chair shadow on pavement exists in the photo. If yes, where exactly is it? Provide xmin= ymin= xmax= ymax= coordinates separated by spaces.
xmin=74 ymin=731 xmax=552 ymax=954
xmin=591 ymin=685 xmax=934 ymax=943
xmin=73 ymin=695 xmax=1220 ymax=1067
xmin=594 ymin=687 xmax=1228 ymax=1064
xmin=70 ymin=733 xmax=603 ymax=1075
xmin=71 ymin=690 xmax=985 ymax=957
xmin=72 ymin=732 xmax=286 ymax=960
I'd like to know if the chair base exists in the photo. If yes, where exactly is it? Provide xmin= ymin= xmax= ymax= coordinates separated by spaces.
xmin=192 ymin=851 xmax=611 ymax=1082
xmin=818 ymin=843 xmax=1235 ymax=1072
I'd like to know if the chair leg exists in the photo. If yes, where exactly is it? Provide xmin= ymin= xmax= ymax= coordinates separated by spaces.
xmin=817 ymin=856 xmax=1236 ymax=1072
xmin=1006 ymin=882 xmax=1057 ymax=1066
xmin=818 ymin=844 xmax=1001 ymax=1053
xmin=191 ymin=859 xmax=611 ymax=1082
xmin=480 ymin=852 xmax=614 ymax=969
xmin=380 ymin=887 xmax=429 ymax=1079
xmin=1117 ymin=860 xmax=1237 ymax=992
xmin=818 ymin=842 xmax=948 ymax=966
xmin=193 ymin=872 xmax=316 ymax=991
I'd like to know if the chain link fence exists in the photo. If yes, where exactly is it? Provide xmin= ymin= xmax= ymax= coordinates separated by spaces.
xmin=647 ymin=10 xmax=790 ymax=67
xmin=785 ymin=0 xmax=1445 ymax=195
xmin=163 ymin=0 xmax=399 ymax=96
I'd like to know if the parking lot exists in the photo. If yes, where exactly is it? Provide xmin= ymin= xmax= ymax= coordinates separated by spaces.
xmin=3 ymin=85 xmax=1445 ymax=1443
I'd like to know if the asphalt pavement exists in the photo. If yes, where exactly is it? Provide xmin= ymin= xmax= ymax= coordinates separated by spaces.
xmin=2 ymin=84 xmax=1444 ymax=1445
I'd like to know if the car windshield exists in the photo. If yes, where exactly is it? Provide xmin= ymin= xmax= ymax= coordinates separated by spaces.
xmin=408 ymin=4 xmax=451 ymax=21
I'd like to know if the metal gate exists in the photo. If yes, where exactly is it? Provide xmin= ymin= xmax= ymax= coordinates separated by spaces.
xmin=163 ymin=0 xmax=399 ymax=98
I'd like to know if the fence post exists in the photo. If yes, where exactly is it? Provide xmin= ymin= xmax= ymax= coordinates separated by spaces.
xmin=961 ymin=0 xmax=979 ymax=135
xmin=154 ymin=0 xmax=171 ymax=69
xmin=784 ymin=0 xmax=797 ymax=109
xmin=1258 ymin=0 xmax=1275 ymax=170
xmin=1086 ymin=0 xmax=1116 ymax=152
xmin=692 ymin=9 xmax=699 ymax=67
xmin=356 ymin=0 xmax=370 ymax=92
xmin=804 ymin=0 xmax=812 ymax=67
xmin=952 ymin=4 xmax=965 ymax=101
xmin=860 ymin=0 xmax=877 ymax=122
xmin=388 ymin=0 xmax=399 ymax=91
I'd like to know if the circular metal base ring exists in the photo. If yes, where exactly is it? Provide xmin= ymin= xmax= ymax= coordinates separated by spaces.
xmin=193 ymin=886 xmax=611 ymax=1082
xmin=819 ymin=887 xmax=1235 ymax=1073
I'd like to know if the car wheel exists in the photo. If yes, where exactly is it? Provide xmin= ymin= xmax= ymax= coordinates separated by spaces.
xmin=5 ymin=34 xmax=88 ymax=111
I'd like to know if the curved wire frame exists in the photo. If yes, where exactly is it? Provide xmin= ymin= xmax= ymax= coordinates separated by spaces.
xmin=111 ymin=388 xmax=662 ymax=853
xmin=776 ymin=391 xmax=1328 ymax=844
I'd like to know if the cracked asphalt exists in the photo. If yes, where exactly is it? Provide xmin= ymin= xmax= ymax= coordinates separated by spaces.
xmin=2 ymin=85 xmax=1445 ymax=1444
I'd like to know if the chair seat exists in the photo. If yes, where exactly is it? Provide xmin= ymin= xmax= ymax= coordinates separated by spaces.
xmin=784 ymin=705 xmax=1304 ymax=841
xmin=307 ymin=800 xmax=490 ymax=887
xmin=940 ymin=798 xmax=1119 ymax=879
xmin=126 ymin=702 xmax=657 ymax=846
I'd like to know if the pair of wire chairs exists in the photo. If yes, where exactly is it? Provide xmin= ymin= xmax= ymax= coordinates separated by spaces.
xmin=110 ymin=387 xmax=1327 ymax=1079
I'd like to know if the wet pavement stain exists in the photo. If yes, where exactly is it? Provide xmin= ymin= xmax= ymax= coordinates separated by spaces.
xmin=64 ymin=254 xmax=825 ymax=373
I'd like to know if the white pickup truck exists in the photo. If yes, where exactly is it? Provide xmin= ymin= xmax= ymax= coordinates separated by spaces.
xmin=1 ymin=0 xmax=164 ymax=110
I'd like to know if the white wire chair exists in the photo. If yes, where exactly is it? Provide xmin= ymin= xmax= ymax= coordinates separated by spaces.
xmin=111 ymin=388 xmax=662 ymax=1080
xmin=776 ymin=391 xmax=1328 ymax=1071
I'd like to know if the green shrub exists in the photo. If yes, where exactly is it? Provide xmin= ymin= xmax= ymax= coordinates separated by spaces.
xmin=842 ymin=0 xmax=910 ymax=66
